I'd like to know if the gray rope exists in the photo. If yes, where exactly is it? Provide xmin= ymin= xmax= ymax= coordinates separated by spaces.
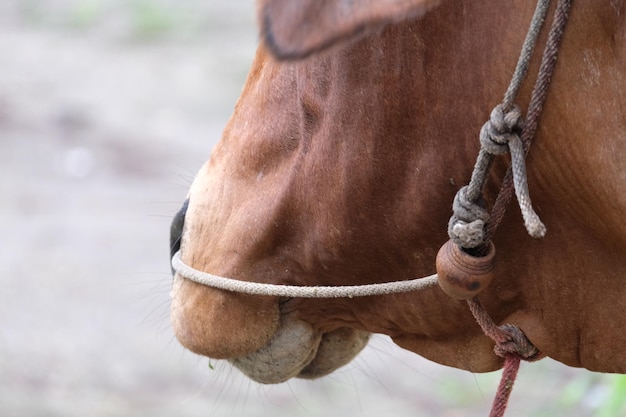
xmin=449 ymin=0 xmax=551 ymax=248
xmin=507 ymin=131 xmax=547 ymax=238
xmin=502 ymin=0 xmax=552 ymax=109
xmin=171 ymin=251 xmax=438 ymax=298
xmin=485 ymin=0 xmax=572 ymax=243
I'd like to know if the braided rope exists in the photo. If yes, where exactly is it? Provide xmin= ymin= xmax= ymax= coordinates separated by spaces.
xmin=172 ymin=251 xmax=438 ymax=298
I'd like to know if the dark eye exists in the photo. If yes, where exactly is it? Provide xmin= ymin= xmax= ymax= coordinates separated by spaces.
xmin=170 ymin=198 xmax=189 ymax=275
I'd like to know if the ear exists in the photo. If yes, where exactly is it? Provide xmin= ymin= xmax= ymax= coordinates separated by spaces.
xmin=258 ymin=0 xmax=443 ymax=60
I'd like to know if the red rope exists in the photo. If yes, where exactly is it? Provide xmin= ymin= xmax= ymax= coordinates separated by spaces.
xmin=467 ymin=297 xmax=544 ymax=417
xmin=489 ymin=356 xmax=521 ymax=417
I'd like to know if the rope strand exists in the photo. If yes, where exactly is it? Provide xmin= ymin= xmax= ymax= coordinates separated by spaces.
xmin=172 ymin=251 xmax=438 ymax=298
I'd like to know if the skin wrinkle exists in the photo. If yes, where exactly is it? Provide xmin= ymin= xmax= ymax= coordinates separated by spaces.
xmin=529 ymin=0 xmax=626 ymax=253
xmin=171 ymin=0 xmax=626 ymax=381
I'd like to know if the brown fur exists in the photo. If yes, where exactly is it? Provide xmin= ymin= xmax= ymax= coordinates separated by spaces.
xmin=172 ymin=0 xmax=626 ymax=377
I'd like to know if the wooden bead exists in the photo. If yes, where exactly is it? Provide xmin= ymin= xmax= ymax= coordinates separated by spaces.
xmin=436 ymin=240 xmax=496 ymax=300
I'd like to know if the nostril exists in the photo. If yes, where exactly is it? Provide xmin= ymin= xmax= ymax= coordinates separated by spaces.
xmin=170 ymin=198 xmax=189 ymax=275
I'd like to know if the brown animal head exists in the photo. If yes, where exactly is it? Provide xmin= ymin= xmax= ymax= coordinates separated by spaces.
xmin=170 ymin=0 xmax=626 ymax=384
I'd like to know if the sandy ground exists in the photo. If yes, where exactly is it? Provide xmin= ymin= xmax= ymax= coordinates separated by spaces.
xmin=1 ymin=2 xmax=623 ymax=417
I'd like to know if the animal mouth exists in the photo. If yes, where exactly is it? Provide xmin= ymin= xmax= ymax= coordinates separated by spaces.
xmin=171 ymin=274 xmax=370 ymax=384
xmin=230 ymin=312 xmax=371 ymax=384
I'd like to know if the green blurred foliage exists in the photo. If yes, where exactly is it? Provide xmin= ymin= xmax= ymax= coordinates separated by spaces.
xmin=68 ymin=0 xmax=104 ymax=28
xmin=12 ymin=0 xmax=215 ymax=40
xmin=596 ymin=374 xmax=626 ymax=417
xmin=128 ymin=0 xmax=177 ymax=39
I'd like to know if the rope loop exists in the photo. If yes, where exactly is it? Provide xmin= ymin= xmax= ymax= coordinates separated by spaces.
xmin=479 ymin=104 xmax=524 ymax=155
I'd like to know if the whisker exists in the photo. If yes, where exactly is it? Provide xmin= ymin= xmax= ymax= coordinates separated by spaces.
xmin=347 ymin=368 xmax=365 ymax=417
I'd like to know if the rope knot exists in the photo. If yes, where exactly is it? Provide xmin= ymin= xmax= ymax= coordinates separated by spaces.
xmin=493 ymin=324 xmax=540 ymax=360
xmin=467 ymin=298 xmax=542 ymax=362
xmin=479 ymin=104 xmax=524 ymax=155
xmin=465 ymin=100 xmax=547 ymax=242
xmin=448 ymin=186 xmax=490 ymax=248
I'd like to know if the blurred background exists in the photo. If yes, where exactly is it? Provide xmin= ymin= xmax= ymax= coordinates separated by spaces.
xmin=1 ymin=1 xmax=624 ymax=416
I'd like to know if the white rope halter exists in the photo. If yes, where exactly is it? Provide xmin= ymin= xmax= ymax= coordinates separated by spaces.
xmin=171 ymin=251 xmax=438 ymax=298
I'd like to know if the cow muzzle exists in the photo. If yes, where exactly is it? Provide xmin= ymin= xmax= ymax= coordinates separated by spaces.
xmin=171 ymin=274 xmax=370 ymax=384
xmin=169 ymin=196 xmax=370 ymax=383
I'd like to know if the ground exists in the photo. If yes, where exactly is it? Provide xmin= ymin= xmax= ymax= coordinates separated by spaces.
xmin=1 ymin=1 xmax=623 ymax=416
